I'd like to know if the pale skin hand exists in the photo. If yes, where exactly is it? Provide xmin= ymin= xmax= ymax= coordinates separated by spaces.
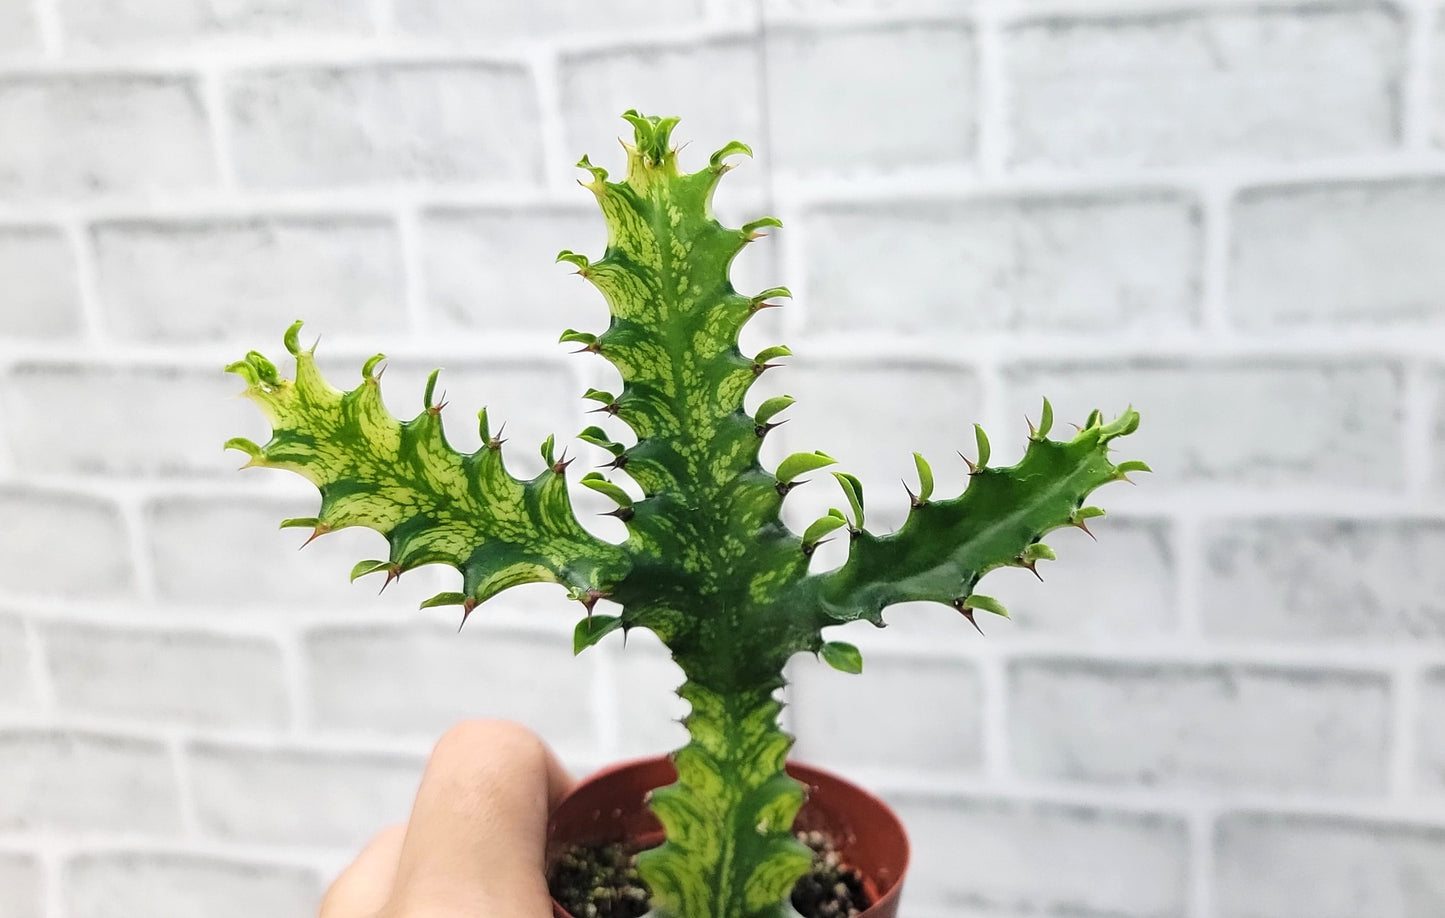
xmin=319 ymin=720 xmax=574 ymax=918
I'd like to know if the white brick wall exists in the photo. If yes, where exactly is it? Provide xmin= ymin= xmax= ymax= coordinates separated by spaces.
xmin=3 ymin=2 xmax=1445 ymax=916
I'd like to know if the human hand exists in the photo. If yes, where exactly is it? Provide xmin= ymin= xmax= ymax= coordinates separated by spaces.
xmin=319 ymin=720 xmax=574 ymax=918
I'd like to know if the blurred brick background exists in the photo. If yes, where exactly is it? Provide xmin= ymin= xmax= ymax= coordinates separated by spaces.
xmin=2 ymin=0 xmax=1445 ymax=916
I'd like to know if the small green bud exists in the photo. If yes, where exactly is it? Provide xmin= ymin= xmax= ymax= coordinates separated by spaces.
xmin=820 ymin=641 xmax=863 ymax=675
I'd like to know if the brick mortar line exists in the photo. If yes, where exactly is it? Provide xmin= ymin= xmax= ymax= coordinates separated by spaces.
xmin=395 ymin=205 xmax=428 ymax=335
xmin=1197 ymin=180 xmax=1232 ymax=337
xmin=1173 ymin=516 xmax=1203 ymax=639
xmin=276 ymin=629 xmax=311 ymax=741
xmin=0 ymin=21 xmax=763 ymax=75
xmin=1403 ymin=360 xmax=1435 ymax=493
xmin=1186 ymin=809 xmax=1214 ymax=918
xmin=773 ymin=154 xmax=1445 ymax=202
xmin=979 ymin=655 xmax=1011 ymax=782
xmin=368 ymin=0 xmax=393 ymax=36
xmin=198 ymin=66 xmax=238 ymax=192
xmin=529 ymin=47 xmax=573 ymax=195
xmin=1389 ymin=659 xmax=1423 ymax=801
xmin=167 ymin=735 xmax=201 ymax=839
xmin=10 ymin=154 xmax=1445 ymax=229
xmin=1404 ymin=1 xmax=1439 ymax=150
xmin=20 ymin=616 xmax=55 ymax=713
xmin=3 ymin=329 xmax=1445 ymax=372
xmin=972 ymin=2 xmax=1008 ymax=180
xmin=59 ymin=219 xmax=103 ymax=346
xmin=13 ymin=601 xmax=1445 ymax=670
xmin=31 ymin=0 xmax=60 ymax=57
xmin=782 ymin=766 xmax=1445 ymax=825
xmin=1 ymin=475 xmax=1440 ymax=521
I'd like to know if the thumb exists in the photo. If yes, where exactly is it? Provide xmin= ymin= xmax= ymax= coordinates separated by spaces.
xmin=384 ymin=720 xmax=574 ymax=918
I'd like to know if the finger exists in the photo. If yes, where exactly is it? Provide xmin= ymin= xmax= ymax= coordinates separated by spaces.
xmin=318 ymin=823 xmax=405 ymax=918
xmin=387 ymin=719 xmax=574 ymax=917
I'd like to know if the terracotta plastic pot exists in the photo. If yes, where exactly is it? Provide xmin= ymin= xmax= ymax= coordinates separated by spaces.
xmin=546 ymin=756 xmax=909 ymax=918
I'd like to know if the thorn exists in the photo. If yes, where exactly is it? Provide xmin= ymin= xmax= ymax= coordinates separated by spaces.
xmin=749 ymin=301 xmax=782 ymax=314
xmin=458 ymin=596 xmax=478 ymax=632
xmin=586 ymin=403 xmax=620 ymax=415
xmin=487 ymin=422 xmax=509 ymax=450
xmin=580 ymin=588 xmax=605 ymax=617
xmin=953 ymin=599 xmax=985 ymax=635
xmin=603 ymin=507 xmax=635 ymax=522
xmin=957 ymin=449 xmax=977 ymax=475
xmin=1073 ymin=519 xmax=1097 ymax=541
xmin=299 ymin=523 xmax=331 ymax=548
xmin=601 ymin=453 xmax=628 ymax=470
xmin=754 ymin=419 xmax=786 ymax=438
xmin=552 ymin=449 xmax=574 ymax=474
xmin=1018 ymin=558 xmax=1044 ymax=582
xmin=374 ymin=362 xmax=387 ymax=381
xmin=1027 ymin=415 xmax=1036 ymax=438
xmin=428 ymin=392 xmax=448 ymax=416
xmin=1118 ymin=473 xmax=1138 ymax=485
xmin=1070 ymin=423 xmax=1083 ymax=432
xmin=775 ymin=480 xmax=800 ymax=497
xmin=751 ymin=362 xmax=779 ymax=376
xmin=903 ymin=481 xmax=923 ymax=508
xmin=379 ymin=565 xmax=402 ymax=594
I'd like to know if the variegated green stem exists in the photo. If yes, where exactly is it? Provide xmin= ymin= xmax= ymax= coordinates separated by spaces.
xmin=639 ymin=679 xmax=811 ymax=918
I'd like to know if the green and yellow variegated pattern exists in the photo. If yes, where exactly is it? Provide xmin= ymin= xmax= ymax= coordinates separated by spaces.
xmin=227 ymin=112 xmax=1146 ymax=918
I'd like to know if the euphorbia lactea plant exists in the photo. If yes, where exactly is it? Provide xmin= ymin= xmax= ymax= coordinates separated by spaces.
xmin=226 ymin=112 xmax=1146 ymax=918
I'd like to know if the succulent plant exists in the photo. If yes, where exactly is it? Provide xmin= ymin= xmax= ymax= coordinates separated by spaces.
xmin=225 ymin=111 xmax=1146 ymax=918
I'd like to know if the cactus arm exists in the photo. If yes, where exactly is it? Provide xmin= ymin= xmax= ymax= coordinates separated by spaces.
xmin=224 ymin=330 xmax=630 ymax=613
xmin=804 ymin=407 xmax=1145 ymax=629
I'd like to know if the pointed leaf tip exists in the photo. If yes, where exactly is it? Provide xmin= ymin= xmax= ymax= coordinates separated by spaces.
xmin=820 ymin=641 xmax=863 ymax=675
xmin=741 ymin=216 xmax=783 ymax=237
xmin=419 ymin=591 xmax=467 ymax=610
xmin=579 ymin=472 xmax=633 ymax=508
xmin=710 ymin=139 xmax=753 ymax=169
xmin=349 ymin=560 xmax=391 ymax=582
xmin=423 ymin=368 xmax=441 ymax=409
xmin=224 ymin=437 xmax=262 ymax=459
xmin=753 ymin=345 xmax=792 ymax=366
xmin=755 ymin=395 xmax=796 ymax=426
xmin=832 ymin=472 xmax=865 ymax=530
xmin=282 ymin=320 xmax=304 ymax=356
xmin=964 ymin=594 xmax=1010 ymax=619
xmin=574 ymin=614 xmax=622 ymax=655
xmin=776 ymin=451 xmax=837 ymax=484
xmin=801 ymin=513 xmax=848 ymax=549
xmin=912 ymin=452 xmax=934 ymax=502
xmin=973 ymin=424 xmax=991 ymax=468
xmin=556 ymin=250 xmax=591 ymax=270
xmin=1101 ymin=407 xmax=1141 ymax=439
